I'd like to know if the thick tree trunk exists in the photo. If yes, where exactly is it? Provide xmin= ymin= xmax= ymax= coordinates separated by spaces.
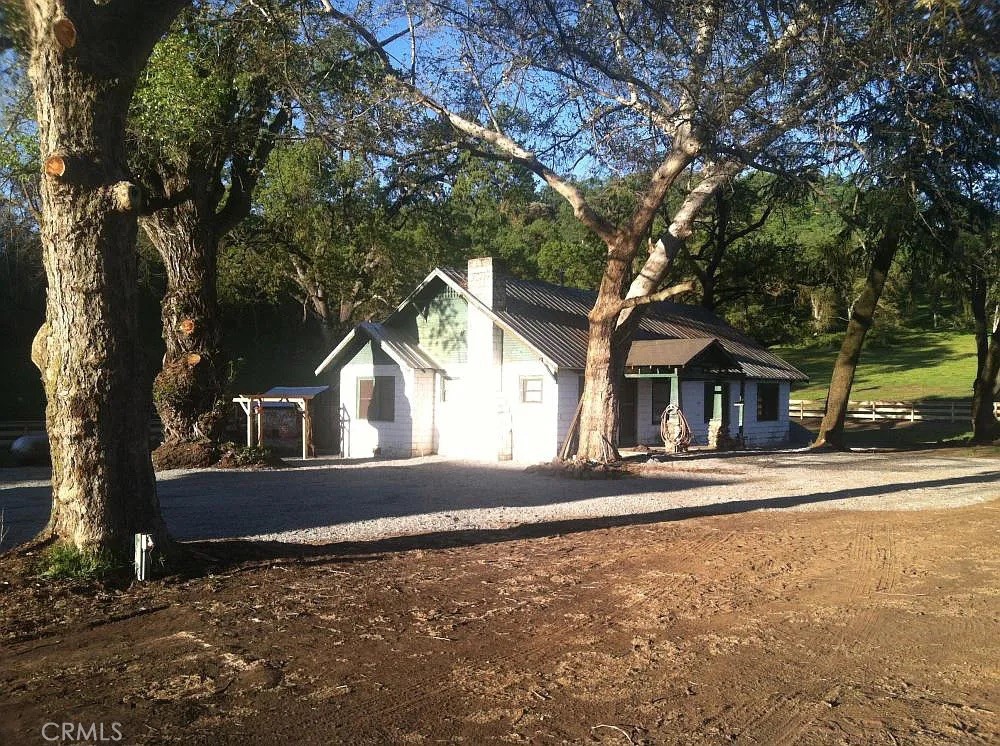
xmin=24 ymin=0 xmax=185 ymax=552
xmin=813 ymin=227 xmax=901 ymax=449
xmin=577 ymin=315 xmax=623 ymax=460
xmin=573 ymin=163 xmax=735 ymax=461
xmin=971 ymin=332 xmax=1000 ymax=443
xmin=576 ymin=251 xmax=635 ymax=461
xmin=700 ymin=273 xmax=717 ymax=311
xmin=141 ymin=201 xmax=225 ymax=443
xmin=970 ymin=280 xmax=999 ymax=443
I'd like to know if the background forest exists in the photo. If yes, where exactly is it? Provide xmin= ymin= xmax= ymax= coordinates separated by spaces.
xmin=0 ymin=0 xmax=996 ymax=419
xmin=1 ymin=157 xmax=991 ymax=419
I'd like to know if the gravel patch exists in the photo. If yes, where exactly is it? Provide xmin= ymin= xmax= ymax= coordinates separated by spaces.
xmin=2 ymin=451 xmax=997 ymax=548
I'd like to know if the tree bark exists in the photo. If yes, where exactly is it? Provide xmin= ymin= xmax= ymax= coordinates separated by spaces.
xmin=24 ymin=0 xmax=187 ymax=553
xmin=573 ymin=162 xmax=739 ymax=461
xmin=813 ymin=227 xmax=901 ymax=449
xmin=970 ymin=278 xmax=1000 ymax=443
xmin=138 ymin=87 xmax=286 ymax=448
xmin=576 ymin=250 xmax=634 ymax=460
xmin=141 ymin=195 xmax=225 ymax=443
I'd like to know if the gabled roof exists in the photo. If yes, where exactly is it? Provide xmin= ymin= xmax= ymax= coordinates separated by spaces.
xmin=627 ymin=338 xmax=732 ymax=369
xmin=436 ymin=267 xmax=808 ymax=381
xmin=314 ymin=321 xmax=442 ymax=376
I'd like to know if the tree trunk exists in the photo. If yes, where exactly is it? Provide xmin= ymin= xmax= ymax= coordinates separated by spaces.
xmin=970 ymin=279 xmax=999 ymax=443
xmin=813 ymin=227 xmax=901 ymax=449
xmin=24 ymin=0 xmax=186 ymax=553
xmin=700 ymin=273 xmax=717 ymax=311
xmin=573 ymin=163 xmax=737 ymax=461
xmin=576 ymin=250 xmax=634 ymax=460
xmin=141 ymin=201 xmax=225 ymax=444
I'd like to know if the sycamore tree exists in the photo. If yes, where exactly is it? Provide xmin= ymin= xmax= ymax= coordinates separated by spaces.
xmin=324 ymin=0 xmax=901 ymax=461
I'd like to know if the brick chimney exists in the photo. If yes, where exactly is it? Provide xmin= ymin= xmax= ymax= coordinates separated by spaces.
xmin=465 ymin=257 xmax=504 ymax=458
xmin=467 ymin=256 xmax=506 ymax=310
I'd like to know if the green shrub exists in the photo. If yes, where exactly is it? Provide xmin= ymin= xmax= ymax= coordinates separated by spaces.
xmin=39 ymin=543 xmax=123 ymax=580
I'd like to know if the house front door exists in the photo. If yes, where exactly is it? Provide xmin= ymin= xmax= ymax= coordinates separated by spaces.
xmin=619 ymin=378 xmax=638 ymax=447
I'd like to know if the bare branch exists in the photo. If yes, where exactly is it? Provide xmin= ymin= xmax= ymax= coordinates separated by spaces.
xmin=618 ymin=280 xmax=697 ymax=310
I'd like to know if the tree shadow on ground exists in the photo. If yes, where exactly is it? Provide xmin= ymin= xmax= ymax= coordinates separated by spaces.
xmin=0 ymin=460 xmax=736 ymax=547
xmin=177 ymin=470 xmax=1000 ymax=576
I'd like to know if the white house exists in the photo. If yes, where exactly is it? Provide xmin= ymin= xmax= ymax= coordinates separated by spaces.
xmin=315 ymin=258 xmax=807 ymax=461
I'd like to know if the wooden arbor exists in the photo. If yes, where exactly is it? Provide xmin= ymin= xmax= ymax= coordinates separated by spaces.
xmin=232 ymin=386 xmax=329 ymax=459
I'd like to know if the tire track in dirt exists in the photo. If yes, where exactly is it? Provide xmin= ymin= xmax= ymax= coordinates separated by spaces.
xmin=327 ymin=527 xmax=738 ymax=741
xmin=732 ymin=517 xmax=898 ymax=744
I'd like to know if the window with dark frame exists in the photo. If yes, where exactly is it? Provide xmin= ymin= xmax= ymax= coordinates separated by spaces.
xmin=757 ymin=381 xmax=779 ymax=421
xmin=651 ymin=379 xmax=672 ymax=424
xmin=357 ymin=376 xmax=395 ymax=421
xmin=520 ymin=376 xmax=543 ymax=403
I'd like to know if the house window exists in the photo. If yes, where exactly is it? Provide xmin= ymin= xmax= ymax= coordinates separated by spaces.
xmin=757 ymin=382 xmax=780 ymax=421
xmin=520 ymin=376 xmax=543 ymax=403
xmin=651 ymin=379 xmax=672 ymax=424
xmin=358 ymin=376 xmax=395 ymax=421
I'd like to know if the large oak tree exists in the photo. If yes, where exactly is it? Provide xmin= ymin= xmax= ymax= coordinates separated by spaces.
xmin=130 ymin=4 xmax=292 ymax=450
xmin=14 ymin=0 xmax=189 ymax=552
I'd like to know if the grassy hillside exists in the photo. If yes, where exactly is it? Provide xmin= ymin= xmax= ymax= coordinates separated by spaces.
xmin=772 ymin=330 xmax=980 ymax=402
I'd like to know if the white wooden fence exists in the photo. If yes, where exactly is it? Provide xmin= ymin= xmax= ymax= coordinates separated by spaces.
xmin=789 ymin=398 xmax=1000 ymax=423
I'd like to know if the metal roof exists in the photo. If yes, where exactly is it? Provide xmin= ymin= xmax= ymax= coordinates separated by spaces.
xmin=264 ymin=386 xmax=329 ymax=399
xmin=626 ymin=338 xmax=718 ymax=367
xmin=438 ymin=267 xmax=807 ymax=381
xmin=314 ymin=321 xmax=442 ymax=375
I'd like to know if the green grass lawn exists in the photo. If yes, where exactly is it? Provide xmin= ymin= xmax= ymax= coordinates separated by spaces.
xmin=772 ymin=330 xmax=979 ymax=402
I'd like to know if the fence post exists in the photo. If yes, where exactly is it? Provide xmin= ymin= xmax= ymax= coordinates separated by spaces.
xmin=950 ymin=401 xmax=955 ymax=423
xmin=872 ymin=401 xmax=877 ymax=422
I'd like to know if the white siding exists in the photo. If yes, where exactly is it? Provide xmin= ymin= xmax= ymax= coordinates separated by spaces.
xmin=555 ymin=370 xmax=581 ymax=451
xmin=739 ymin=380 xmax=791 ymax=446
xmin=340 ymin=362 xmax=429 ymax=458
xmin=410 ymin=370 xmax=436 ymax=455
xmin=434 ymin=365 xmax=509 ymax=461
xmin=434 ymin=367 xmax=464 ymax=458
xmin=636 ymin=379 xmax=660 ymax=445
xmin=503 ymin=360 xmax=559 ymax=462
xmin=680 ymin=380 xmax=708 ymax=445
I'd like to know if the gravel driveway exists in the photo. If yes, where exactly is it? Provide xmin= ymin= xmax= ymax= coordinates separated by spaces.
xmin=1 ymin=450 xmax=997 ymax=549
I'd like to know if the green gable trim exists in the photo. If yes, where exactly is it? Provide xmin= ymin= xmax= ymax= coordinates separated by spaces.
xmin=502 ymin=333 xmax=537 ymax=363
xmin=348 ymin=340 xmax=396 ymax=367
xmin=388 ymin=286 xmax=468 ymax=365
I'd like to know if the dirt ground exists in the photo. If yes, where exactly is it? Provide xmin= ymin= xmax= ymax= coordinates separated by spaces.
xmin=1 ymin=478 xmax=997 ymax=744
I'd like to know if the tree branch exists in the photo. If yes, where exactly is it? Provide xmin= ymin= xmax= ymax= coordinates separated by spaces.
xmin=618 ymin=280 xmax=696 ymax=310
xmin=320 ymin=6 xmax=618 ymax=245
